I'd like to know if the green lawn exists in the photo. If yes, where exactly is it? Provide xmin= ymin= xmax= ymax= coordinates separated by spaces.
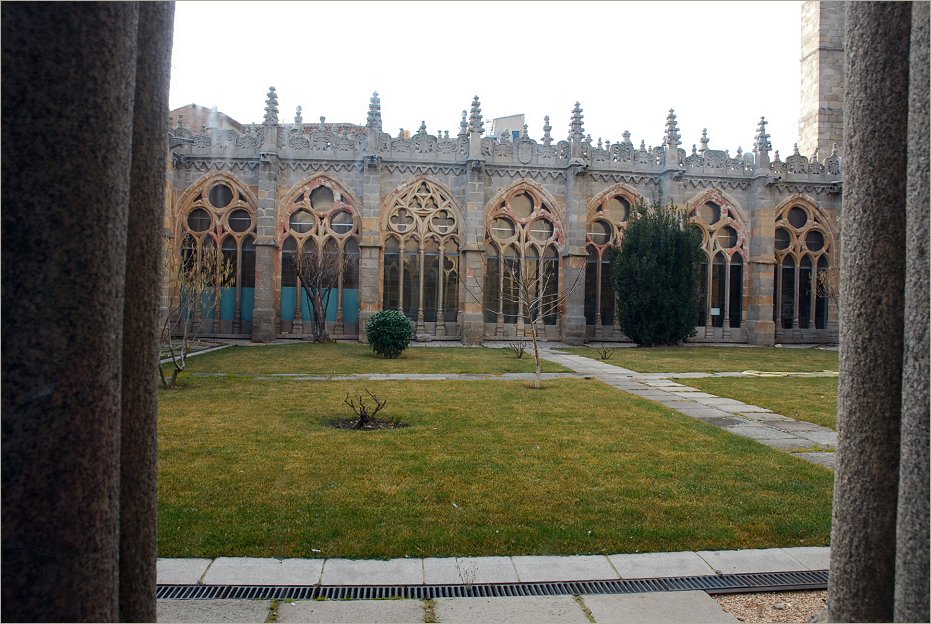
xmin=561 ymin=346 xmax=839 ymax=373
xmin=158 ymin=376 xmax=833 ymax=559
xmin=176 ymin=342 xmax=570 ymax=375
xmin=683 ymin=376 xmax=839 ymax=431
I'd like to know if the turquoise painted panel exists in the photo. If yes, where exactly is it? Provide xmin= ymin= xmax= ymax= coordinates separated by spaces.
xmin=220 ymin=287 xmax=236 ymax=320
xmin=241 ymin=288 xmax=255 ymax=321
xmin=200 ymin=293 xmax=216 ymax=319
xmin=280 ymin=286 xmax=297 ymax=321
xmin=341 ymin=289 xmax=359 ymax=323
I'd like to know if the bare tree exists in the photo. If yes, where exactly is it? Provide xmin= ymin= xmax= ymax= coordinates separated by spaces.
xmin=466 ymin=254 xmax=583 ymax=389
xmin=816 ymin=261 xmax=840 ymax=308
xmin=292 ymin=241 xmax=350 ymax=343
xmin=160 ymin=237 xmax=233 ymax=389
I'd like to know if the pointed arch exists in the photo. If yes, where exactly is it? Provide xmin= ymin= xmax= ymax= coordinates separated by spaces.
xmin=484 ymin=180 xmax=565 ymax=246
xmin=380 ymin=176 xmax=463 ymax=337
xmin=772 ymin=194 xmax=836 ymax=332
xmin=686 ymin=188 xmax=749 ymax=332
xmin=277 ymin=174 xmax=361 ymax=337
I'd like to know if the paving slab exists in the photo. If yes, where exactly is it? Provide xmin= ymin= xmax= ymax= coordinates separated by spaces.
xmin=763 ymin=437 xmax=825 ymax=451
xmin=277 ymin=598 xmax=424 ymax=623
xmin=656 ymin=400 xmax=706 ymax=410
xmin=674 ymin=407 xmax=738 ymax=420
xmin=696 ymin=548 xmax=810 ymax=574
xmin=723 ymin=424 xmax=801 ymax=441
xmin=796 ymin=430 xmax=838 ymax=446
xmin=783 ymin=546 xmax=831 ymax=570
xmin=608 ymin=551 xmax=715 ymax=578
xmin=582 ymin=591 xmax=737 ymax=623
xmin=157 ymin=558 xmax=212 ymax=584
xmin=794 ymin=451 xmax=837 ymax=469
xmin=769 ymin=420 xmax=827 ymax=432
xmin=434 ymin=596 xmax=590 ymax=624
xmin=511 ymin=555 xmax=619 ymax=582
xmin=203 ymin=557 xmax=323 ymax=585
xmin=423 ymin=556 xmax=518 ymax=584
xmin=321 ymin=558 xmax=422 ymax=585
xmin=156 ymin=599 xmax=271 ymax=623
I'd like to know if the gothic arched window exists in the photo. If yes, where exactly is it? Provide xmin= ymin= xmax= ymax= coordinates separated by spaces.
xmin=483 ymin=187 xmax=562 ymax=336
xmin=584 ymin=191 xmax=636 ymax=335
xmin=382 ymin=180 xmax=461 ymax=337
xmin=178 ymin=178 xmax=256 ymax=335
xmin=688 ymin=198 xmax=748 ymax=331
xmin=279 ymin=181 xmax=360 ymax=336
xmin=773 ymin=202 xmax=833 ymax=331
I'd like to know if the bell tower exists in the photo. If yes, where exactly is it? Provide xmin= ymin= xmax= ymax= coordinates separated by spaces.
xmin=798 ymin=1 xmax=846 ymax=159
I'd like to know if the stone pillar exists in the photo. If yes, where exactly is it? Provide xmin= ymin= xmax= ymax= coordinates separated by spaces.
xmin=1 ymin=3 xmax=172 ymax=621
xmin=120 ymin=3 xmax=174 ymax=622
xmin=799 ymin=1 xmax=846 ymax=159
xmin=745 ymin=177 xmax=777 ymax=346
xmin=252 ymin=97 xmax=281 ymax=343
xmin=828 ymin=3 xmax=912 ymax=621
xmin=895 ymin=3 xmax=929 ymax=621
xmin=358 ymin=156 xmax=383 ymax=342
xmin=561 ymin=161 xmax=589 ymax=345
xmin=461 ymin=159 xmax=486 ymax=345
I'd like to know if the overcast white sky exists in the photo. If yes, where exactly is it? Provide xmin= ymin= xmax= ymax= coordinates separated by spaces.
xmin=169 ymin=1 xmax=804 ymax=155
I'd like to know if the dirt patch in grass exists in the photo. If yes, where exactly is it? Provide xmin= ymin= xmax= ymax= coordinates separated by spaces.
xmin=324 ymin=417 xmax=410 ymax=430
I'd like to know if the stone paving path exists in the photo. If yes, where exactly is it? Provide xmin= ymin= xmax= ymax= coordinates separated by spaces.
xmin=537 ymin=349 xmax=837 ymax=469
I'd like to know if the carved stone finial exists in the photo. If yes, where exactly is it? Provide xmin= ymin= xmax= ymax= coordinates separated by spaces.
xmin=366 ymin=91 xmax=382 ymax=130
xmin=294 ymin=105 xmax=303 ymax=125
xmin=458 ymin=110 xmax=468 ymax=137
xmin=320 ymin=116 xmax=326 ymax=126
xmin=468 ymin=96 xmax=484 ymax=134
xmin=585 ymin=134 xmax=592 ymax=144
xmin=753 ymin=116 xmax=772 ymax=153
xmin=418 ymin=120 xmax=427 ymax=135
xmin=773 ymin=150 xmax=781 ymax=162
xmin=176 ymin=114 xmax=184 ymax=130
xmin=622 ymin=130 xmax=632 ymax=145
xmin=793 ymin=143 xmax=801 ymax=156
xmin=522 ymin=123 xmax=529 ymax=139
xmin=664 ymin=109 xmax=681 ymax=148
xmin=542 ymin=115 xmax=553 ymax=146
xmin=831 ymin=143 xmax=838 ymax=157
xmin=699 ymin=128 xmax=709 ymax=153
xmin=639 ymin=139 xmax=647 ymax=152
xmin=692 ymin=144 xmax=698 ymax=155
xmin=570 ymin=102 xmax=584 ymax=141
xmin=398 ymin=128 xmax=405 ymax=139
xmin=444 ymin=130 xmax=449 ymax=139
xmin=736 ymin=146 xmax=743 ymax=157
xmin=597 ymin=138 xmax=603 ymax=150
xmin=263 ymin=86 xmax=279 ymax=125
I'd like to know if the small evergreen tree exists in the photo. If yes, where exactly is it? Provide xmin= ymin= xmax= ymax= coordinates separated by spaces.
xmin=365 ymin=309 xmax=414 ymax=359
xmin=609 ymin=198 xmax=703 ymax=346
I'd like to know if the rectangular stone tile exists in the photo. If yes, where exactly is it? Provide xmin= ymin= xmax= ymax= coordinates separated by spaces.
xmin=723 ymin=424 xmax=801 ymax=441
xmin=794 ymin=451 xmax=837 ymax=469
xmin=320 ymin=558 xmax=422 ymax=585
xmin=156 ymin=599 xmax=272 ymax=623
xmin=583 ymin=591 xmax=737 ymax=623
xmin=740 ymin=412 xmax=793 ymax=422
xmin=435 ymin=596 xmax=590 ymax=624
xmin=770 ymin=420 xmax=828 ymax=432
xmin=668 ymin=391 xmax=717 ymax=398
xmin=797 ymin=430 xmax=838 ymax=446
xmin=692 ymin=397 xmax=750 ymax=407
xmin=764 ymin=437 xmax=823 ymax=450
xmin=783 ymin=546 xmax=831 ymax=570
xmin=608 ymin=551 xmax=715 ymax=578
xmin=423 ymin=556 xmax=518 ymax=584
xmin=657 ymin=400 xmax=705 ymax=410
xmin=157 ymin=558 xmax=212 ymax=584
xmin=675 ymin=407 xmax=736 ymax=419
xmin=277 ymin=599 xmax=424 ymax=623
xmin=203 ymin=558 xmax=323 ymax=585
xmin=696 ymin=548 xmax=810 ymax=574
xmin=511 ymin=555 xmax=619 ymax=582
xmin=713 ymin=403 xmax=766 ymax=414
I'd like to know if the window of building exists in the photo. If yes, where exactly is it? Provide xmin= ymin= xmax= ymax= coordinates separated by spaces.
xmin=773 ymin=201 xmax=834 ymax=331
xmin=688 ymin=198 xmax=748 ymax=330
xmin=584 ymin=192 xmax=635 ymax=330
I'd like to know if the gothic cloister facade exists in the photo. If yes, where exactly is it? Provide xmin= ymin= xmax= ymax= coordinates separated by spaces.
xmin=166 ymin=92 xmax=842 ymax=347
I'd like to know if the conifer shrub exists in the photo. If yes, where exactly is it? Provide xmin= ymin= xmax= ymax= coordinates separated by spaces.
xmin=610 ymin=200 xmax=703 ymax=346
xmin=365 ymin=309 xmax=415 ymax=358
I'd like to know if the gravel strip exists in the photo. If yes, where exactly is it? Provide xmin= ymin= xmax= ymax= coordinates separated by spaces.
xmin=714 ymin=590 xmax=827 ymax=623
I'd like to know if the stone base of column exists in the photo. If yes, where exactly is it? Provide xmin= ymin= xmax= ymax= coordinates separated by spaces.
xmin=251 ymin=307 xmax=277 ymax=343
xmin=460 ymin=312 xmax=484 ymax=346
xmin=746 ymin=320 xmax=776 ymax=346
xmin=357 ymin=310 xmax=373 ymax=343
xmin=561 ymin=314 xmax=587 ymax=345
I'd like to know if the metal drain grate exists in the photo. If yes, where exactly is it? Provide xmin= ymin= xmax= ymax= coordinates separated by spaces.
xmin=156 ymin=570 xmax=828 ymax=600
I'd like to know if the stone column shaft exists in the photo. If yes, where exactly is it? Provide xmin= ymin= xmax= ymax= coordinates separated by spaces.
xmin=895 ymin=3 xmax=930 ymax=621
xmin=251 ymin=155 xmax=280 ymax=342
xmin=828 ymin=3 xmax=912 ymax=621
xmin=358 ymin=158 xmax=383 ymax=341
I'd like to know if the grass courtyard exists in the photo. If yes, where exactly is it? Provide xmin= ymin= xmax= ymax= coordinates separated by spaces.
xmin=560 ymin=345 xmax=839 ymax=373
xmin=158 ymin=344 xmax=833 ymax=560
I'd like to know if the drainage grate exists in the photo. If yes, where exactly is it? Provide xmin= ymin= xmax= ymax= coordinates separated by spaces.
xmin=156 ymin=570 xmax=828 ymax=600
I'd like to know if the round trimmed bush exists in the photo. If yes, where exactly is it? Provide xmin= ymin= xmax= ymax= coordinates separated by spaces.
xmin=365 ymin=309 xmax=414 ymax=359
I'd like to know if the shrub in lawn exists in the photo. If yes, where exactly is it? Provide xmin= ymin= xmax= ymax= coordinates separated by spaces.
xmin=365 ymin=309 xmax=414 ymax=358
